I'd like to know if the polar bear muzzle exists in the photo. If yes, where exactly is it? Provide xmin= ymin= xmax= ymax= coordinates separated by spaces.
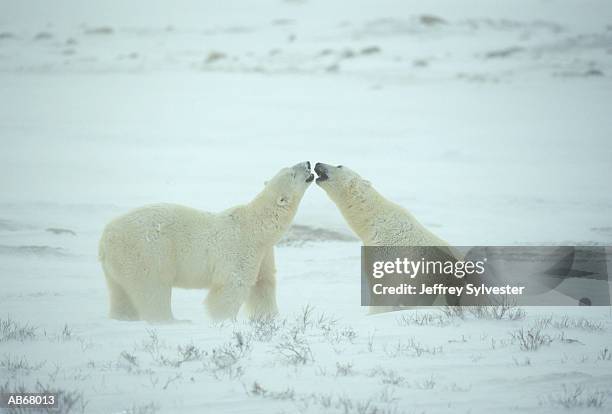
xmin=314 ymin=162 xmax=340 ymax=182
xmin=291 ymin=161 xmax=314 ymax=183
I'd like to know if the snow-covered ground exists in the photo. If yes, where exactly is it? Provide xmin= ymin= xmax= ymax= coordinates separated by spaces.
xmin=1 ymin=1 xmax=611 ymax=413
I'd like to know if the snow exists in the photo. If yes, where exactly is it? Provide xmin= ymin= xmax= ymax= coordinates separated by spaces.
xmin=1 ymin=0 xmax=611 ymax=412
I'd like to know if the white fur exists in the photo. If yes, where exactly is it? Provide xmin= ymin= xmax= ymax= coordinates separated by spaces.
xmin=99 ymin=162 xmax=313 ymax=322
xmin=315 ymin=164 xmax=448 ymax=247
xmin=315 ymin=163 xmax=456 ymax=311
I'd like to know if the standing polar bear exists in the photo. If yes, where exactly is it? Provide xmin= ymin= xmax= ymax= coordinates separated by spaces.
xmin=314 ymin=162 xmax=465 ymax=309
xmin=99 ymin=162 xmax=314 ymax=322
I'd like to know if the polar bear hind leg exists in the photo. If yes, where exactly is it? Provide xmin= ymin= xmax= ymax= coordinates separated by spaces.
xmin=101 ymin=259 xmax=138 ymax=320
xmin=104 ymin=273 xmax=139 ymax=321
xmin=102 ymin=256 xmax=175 ymax=322
xmin=244 ymin=248 xmax=279 ymax=320
xmin=122 ymin=279 xmax=174 ymax=322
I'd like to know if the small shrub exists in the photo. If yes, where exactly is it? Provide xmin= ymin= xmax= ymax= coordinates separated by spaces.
xmin=511 ymin=326 xmax=552 ymax=351
xmin=204 ymin=331 xmax=252 ymax=378
xmin=441 ymin=306 xmax=466 ymax=319
xmin=557 ymin=331 xmax=583 ymax=345
xmin=551 ymin=316 xmax=604 ymax=332
xmin=512 ymin=357 xmax=531 ymax=366
xmin=248 ymin=317 xmax=285 ymax=342
xmin=300 ymin=393 xmax=404 ymax=414
xmin=377 ymin=387 xmax=398 ymax=404
xmin=416 ymin=375 xmax=436 ymax=390
xmin=443 ymin=299 xmax=526 ymax=321
xmin=0 ymin=317 xmax=37 ymax=342
xmin=60 ymin=324 xmax=73 ymax=341
xmin=118 ymin=351 xmax=140 ymax=371
xmin=176 ymin=343 xmax=205 ymax=364
xmin=597 ymin=348 xmax=611 ymax=361
xmin=335 ymin=362 xmax=354 ymax=377
xmin=250 ymin=382 xmax=295 ymax=400
xmin=469 ymin=304 xmax=525 ymax=321
xmin=138 ymin=330 xmax=206 ymax=368
xmin=139 ymin=330 xmax=164 ymax=358
xmin=0 ymin=356 xmax=45 ymax=375
xmin=385 ymin=338 xmax=442 ymax=358
xmin=369 ymin=368 xmax=407 ymax=386
xmin=275 ymin=330 xmax=313 ymax=365
xmin=532 ymin=316 xmax=553 ymax=330
xmin=296 ymin=304 xmax=315 ymax=333
xmin=545 ymin=384 xmax=606 ymax=408
xmin=322 ymin=324 xmax=357 ymax=345
xmin=397 ymin=312 xmax=451 ymax=327
xmin=315 ymin=312 xmax=339 ymax=332
xmin=125 ymin=402 xmax=159 ymax=414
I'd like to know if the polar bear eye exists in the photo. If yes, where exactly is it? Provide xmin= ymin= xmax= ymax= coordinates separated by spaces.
xmin=337 ymin=165 xmax=343 ymax=169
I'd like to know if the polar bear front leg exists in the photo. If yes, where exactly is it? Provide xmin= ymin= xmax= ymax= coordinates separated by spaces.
xmin=204 ymin=271 xmax=254 ymax=321
xmin=244 ymin=248 xmax=279 ymax=320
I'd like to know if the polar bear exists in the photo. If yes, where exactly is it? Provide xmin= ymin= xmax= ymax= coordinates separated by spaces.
xmin=314 ymin=162 xmax=468 ymax=310
xmin=99 ymin=162 xmax=314 ymax=322
xmin=314 ymin=163 xmax=449 ymax=247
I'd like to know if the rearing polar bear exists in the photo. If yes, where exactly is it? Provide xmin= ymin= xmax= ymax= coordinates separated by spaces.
xmin=99 ymin=162 xmax=314 ymax=322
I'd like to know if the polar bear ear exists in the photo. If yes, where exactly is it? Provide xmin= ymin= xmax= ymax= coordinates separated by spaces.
xmin=276 ymin=195 xmax=290 ymax=206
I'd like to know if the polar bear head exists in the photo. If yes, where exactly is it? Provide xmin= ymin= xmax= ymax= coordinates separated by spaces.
xmin=262 ymin=161 xmax=314 ymax=208
xmin=247 ymin=161 xmax=313 ymax=240
xmin=314 ymin=162 xmax=380 ymax=239
xmin=314 ymin=162 xmax=373 ymax=207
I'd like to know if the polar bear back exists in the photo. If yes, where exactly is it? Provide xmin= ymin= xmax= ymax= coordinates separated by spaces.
xmin=361 ymin=200 xmax=449 ymax=247
xmin=99 ymin=203 xmax=233 ymax=289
